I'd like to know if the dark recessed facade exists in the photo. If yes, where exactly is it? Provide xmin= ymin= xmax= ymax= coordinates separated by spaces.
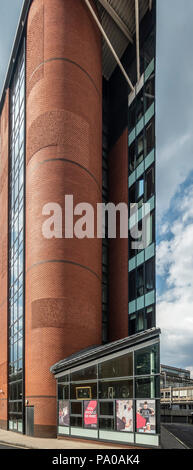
xmin=0 ymin=0 xmax=159 ymax=446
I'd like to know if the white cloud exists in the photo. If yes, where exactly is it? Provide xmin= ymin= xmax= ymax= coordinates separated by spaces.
xmin=157 ymin=185 xmax=193 ymax=372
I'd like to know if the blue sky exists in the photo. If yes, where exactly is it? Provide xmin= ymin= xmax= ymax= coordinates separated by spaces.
xmin=0 ymin=0 xmax=193 ymax=376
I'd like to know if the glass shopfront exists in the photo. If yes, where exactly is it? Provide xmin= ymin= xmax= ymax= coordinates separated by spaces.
xmin=54 ymin=336 xmax=160 ymax=447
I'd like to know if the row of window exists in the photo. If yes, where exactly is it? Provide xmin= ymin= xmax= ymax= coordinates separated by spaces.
xmin=58 ymin=346 xmax=159 ymax=384
xmin=58 ymin=376 xmax=159 ymax=401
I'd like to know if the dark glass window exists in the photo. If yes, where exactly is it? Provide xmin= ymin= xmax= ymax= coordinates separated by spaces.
xmin=129 ymin=271 xmax=136 ymax=302
xmin=71 ymin=402 xmax=82 ymax=415
xmin=145 ymin=166 xmax=155 ymax=201
xmin=129 ymin=101 xmax=136 ymax=131
xmin=99 ymin=418 xmax=114 ymax=430
xmin=129 ymin=184 xmax=135 ymax=207
xmin=145 ymin=259 xmax=155 ymax=292
xmin=70 ymin=416 xmax=82 ymax=427
xmin=99 ymin=402 xmax=114 ymax=416
xmin=137 ymin=310 xmax=144 ymax=332
xmin=135 ymin=344 xmax=159 ymax=376
xmin=70 ymin=365 xmax=97 ymax=382
xmin=135 ymin=376 xmax=160 ymax=399
xmin=136 ymin=133 xmax=144 ymax=167
xmin=99 ymin=380 xmax=133 ymax=399
xmin=144 ymin=73 xmax=155 ymax=111
xmin=136 ymin=90 xmax=144 ymax=122
xmin=98 ymin=353 xmax=133 ymax=379
xmin=136 ymin=265 xmax=144 ymax=297
xmin=145 ymin=119 xmax=155 ymax=155
xmin=145 ymin=306 xmax=155 ymax=330
xmin=58 ymin=384 xmax=69 ymax=400
xmin=129 ymin=142 xmax=136 ymax=174
xmin=129 ymin=314 xmax=136 ymax=336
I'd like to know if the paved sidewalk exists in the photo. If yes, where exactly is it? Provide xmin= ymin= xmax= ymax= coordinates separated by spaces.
xmin=0 ymin=429 xmax=138 ymax=450
xmin=161 ymin=425 xmax=187 ymax=449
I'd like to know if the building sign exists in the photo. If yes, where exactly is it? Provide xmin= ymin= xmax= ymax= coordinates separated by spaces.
xmin=116 ymin=400 xmax=133 ymax=432
xmin=84 ymin=400 xmax=97 ymax=429
xmin=59 ymin=400 xmax=70 ymax=427
xmin=136 ymin=400 xmax=156 ymax=433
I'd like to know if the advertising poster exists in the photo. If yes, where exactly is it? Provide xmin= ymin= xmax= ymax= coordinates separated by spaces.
xmin=116 ymin=400 xmax=133 ymax=432
xmin=136 ymin=400 xmax=156 ymax=434
xmin=59 ymin=400 xmax=70 ymax=427
xmin=84 ymin=400 xmax=98 ymax=429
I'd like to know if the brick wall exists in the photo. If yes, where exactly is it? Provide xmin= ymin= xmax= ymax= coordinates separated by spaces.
xmin=25 ymin=0 xmax=102 ymax=437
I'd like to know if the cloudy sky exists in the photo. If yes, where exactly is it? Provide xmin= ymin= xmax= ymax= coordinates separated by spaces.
xmin=0 ymin=0 xmax=193 ymax=376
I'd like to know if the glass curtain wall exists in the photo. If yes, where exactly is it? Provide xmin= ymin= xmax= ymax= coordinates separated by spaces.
xmin=128 ymin=22 xmax=156 ymax=335
xmin=8 ymin=42 xmax=25 ymax=433
xmin=57 ymin=343 xmax=160 ymax=440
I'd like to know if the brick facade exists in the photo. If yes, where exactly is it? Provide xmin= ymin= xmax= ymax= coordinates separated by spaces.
xmin=25 ymin=0 xmax=102 ymax=437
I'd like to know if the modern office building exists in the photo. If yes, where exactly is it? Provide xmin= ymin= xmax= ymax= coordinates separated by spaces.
xmin=0 ymin=0 xmax=159 ymax=446
xmin=160 ymin=365 xmax=193 ymax=389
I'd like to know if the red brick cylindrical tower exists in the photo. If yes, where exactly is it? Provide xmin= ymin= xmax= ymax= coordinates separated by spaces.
xmin=26 ymin=0 xmax=102 ymax=437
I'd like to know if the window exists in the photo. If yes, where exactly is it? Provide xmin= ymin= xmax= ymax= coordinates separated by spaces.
xmin=99 ymin=380 xmax=133 ymax=399
xmin=98 ymin=353 xmax=133 ymax=378
xmin=70 ymin=365 xmax=97 ymax=382
xmin=136 ymin=90 xmax=144 ymax=122
xmin=129 ymin=101 xmax=136 ymax=132
xmin=144 ymin=73 xmax=155 ymax=111
xmin=129 ymin=184 xmax=135 ymax=208
xmin=99 ymin=418 xmax=114 ymax=430
xmin=137 ymin=311 xmax=144 ymax=332
xmin=135 ymin=344 xmax=159 ymax=376
xmin=145 ymin=166 xmax=155 ymax=201
xmin=99 ymin=402 xmax=114 ymax=416
xmin=71 ymin=402 xmax=82 ymax=415
xmin=136 ymin=133 xmax=144 ymax=167
xmin=137 ymin=179 xmax=144 ymax=200
xmin=145 ymin=259 xmax=155 ymax=292
xmin=129 ymin=314 xmax=136 ymax=336
xmin=70 ymin=383 xmax=97 ymax=400
xmin=145 ymin=306 xmax=155 ymax=330
xmin=70 ymin=416 xmax=82 ymax=427
xmin=129 ymin=142 xmax=136 ymax=174
xmin=58 ymin=384 xmax=69 ymax=400
xmin=136 ymin=265 xmax=144 ymax=297
xmin=135 ymin=376 xmax=159 ymax=399
xmin=129 ymin=271 xmax=136 ymax=302
xmin=145 ymin=119 xmax=155 ymax=155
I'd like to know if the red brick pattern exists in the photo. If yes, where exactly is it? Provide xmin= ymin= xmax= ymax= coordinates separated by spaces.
xmin=108 ymin=129 xmax=129 ymax=341
xmin=0 ymin=91 xmax=9 ymax=429
xmin=26 ymin=0 xmax=102 ymax=436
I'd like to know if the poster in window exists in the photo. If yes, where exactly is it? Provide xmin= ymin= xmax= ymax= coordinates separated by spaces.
xmin=59 ymin=400 xmax=70 ymax=427
xmin=136 ymin=400 xmax=156 ymax=434
xmin=116 ymin=400 xmax=133 ymax=432
xmin=84 ymin=400 xmax=97 ymax=429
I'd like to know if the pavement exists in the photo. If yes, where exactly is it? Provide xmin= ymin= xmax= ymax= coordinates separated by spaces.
xmin=0 ymin=429 xmax=140 ymax=450
xmin=161 ymin=424 xmax=190 ymax=449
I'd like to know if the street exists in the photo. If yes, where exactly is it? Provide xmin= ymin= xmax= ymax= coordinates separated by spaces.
xmin=0 ymin=443 xmax=23 ymax=449
xmin=163 ymin=424 xmax=193 ymax=449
